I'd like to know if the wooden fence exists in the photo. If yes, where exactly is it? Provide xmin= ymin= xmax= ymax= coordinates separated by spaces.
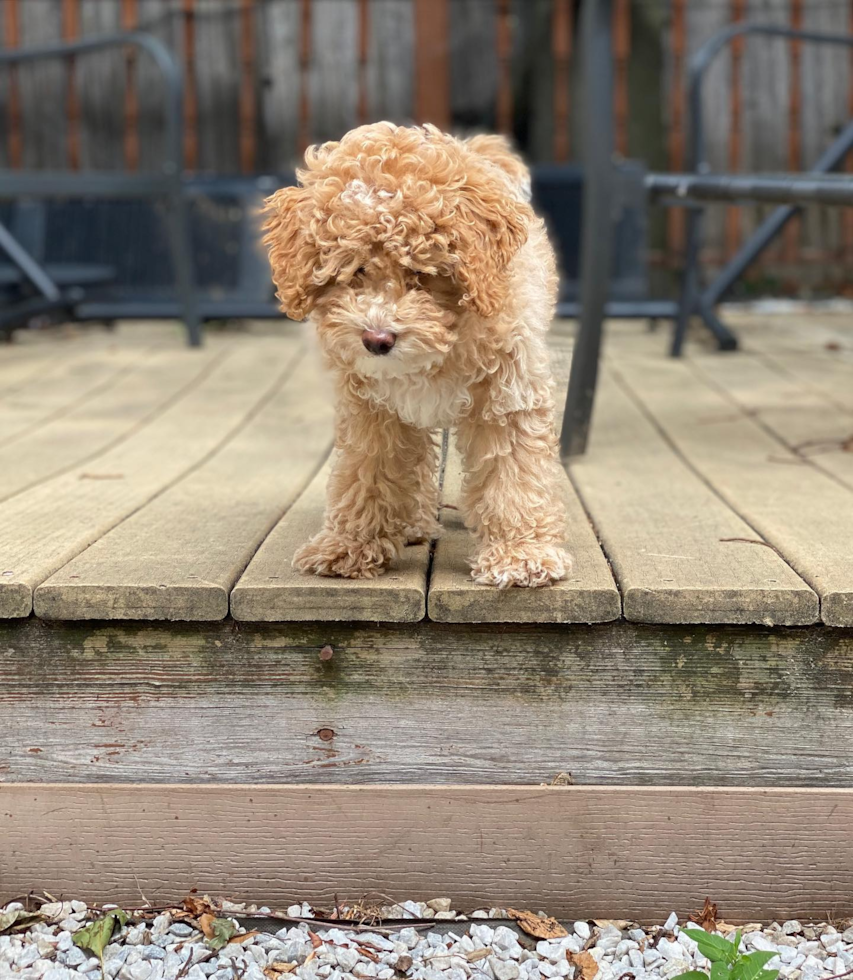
xmin=1 ymin=0 xmax=852 ymax=285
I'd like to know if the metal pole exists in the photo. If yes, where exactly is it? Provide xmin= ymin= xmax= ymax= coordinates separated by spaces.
xmin=560 ymin=0 xmax=615 ymax=460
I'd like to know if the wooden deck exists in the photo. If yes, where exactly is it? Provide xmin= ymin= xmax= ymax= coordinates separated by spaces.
xmin=1 ymin=312 xmax=851 ymax=627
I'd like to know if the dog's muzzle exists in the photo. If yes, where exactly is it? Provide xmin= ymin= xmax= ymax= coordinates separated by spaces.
xmin=362 ymin=328 xmax=397 ymax=355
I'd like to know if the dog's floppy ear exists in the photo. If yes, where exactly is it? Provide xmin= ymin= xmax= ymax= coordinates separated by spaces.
xmin=262 ymin=185 xmax=320 ymax=321
xmin=451 ymin=169 xmax=530 ymax=319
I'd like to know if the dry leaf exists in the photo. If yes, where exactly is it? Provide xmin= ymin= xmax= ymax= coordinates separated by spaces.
xmin=689 ymin=898 xmax=718 ymax=932
xmin=466 ymin=949 xmax=492 ymax=963
xmin=507 ymin=908 xmax=568 ymax=940
xmin=570 ymin=952 xmax=600 ymax=980
xmin=198 ymin=914 xmax=216 ymax=940
xmin=357 ymin=947 xmax=380 ymax=963
xmin=265 ymin=966 xmax=299 ymax=980
xmin=229 ymin=930 xmax=259 ymax=945
xmin=184 ymin=895 xmax=217 ymax=918
xmin=308 ymin=931 xmax=322 ymax=949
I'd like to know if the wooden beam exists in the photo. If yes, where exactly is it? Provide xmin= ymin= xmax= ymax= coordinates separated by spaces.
xmin=413 ymin=0 xmax=450 ymax=129
xmin=357 ymin=0 xmax=370 ymax=126
xmin=667 ymin=0 xmax=686 ymax=263
xmin=3 ymin=0 xmax=22 ymax=169
xmin=496 ymin=0 xmax=513 ymax=136
xmin=784 ymin=0 xmax=803 ymax=266
xmin=3 ymin=619 xmax=853 ymax=787
xmin=239 ymin=0 xmax=258 ymax=173
xmin=182 ymin=0 xmax=198 ymax=170
xmin=61 ymin=0 xmax=81 ymax=170
xmin=551 ymin=0 xmax=574 ymax=162
xmin=5 ymin=783 xmax=853 ymax=920
xmin=298 ymin=0 xmax=312 ymax=153
xmin=845 ymin=0 xmax=853 ymax=265
xmin=613 ymin=0 xmax=631 ymax=157
xmin=726 ymin=0 xmax=747 ymax=260
xmin=121 ymin=0 xmax=139 ymax=170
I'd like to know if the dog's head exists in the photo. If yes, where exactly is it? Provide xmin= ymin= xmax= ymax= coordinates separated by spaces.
xmin=262 ymin=123 xmax=530 ymax=378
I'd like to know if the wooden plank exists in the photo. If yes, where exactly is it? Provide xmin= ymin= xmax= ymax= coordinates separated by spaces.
xmin=36 ymin=347 xmax=333 ymax=621
xmin=413 ymin=0 xmax=449 ymax=128
xmin=688 ymin=348 xmax=853 ymax=492
xmin=0 ymin=342 xmax=294 ymax=619
xmin=6 ymin=782 xmax=853 ymax=920
xmin=757 ymin=347 xmax=853 ymax=414
xmin=231 ymin=462 xmax=429 ymax=623
xmin=4 ymin=619 xmax=853 ymax=787
xmin=614 ymin=353 xmax=853 ymax=627
xmin=568 ymin=369 xmax=817 ymax=625
xmin=0 ymin=348 xmax=144 ymax=448
xmin=428 ymin=446 xmax=620 ymax=624
xmin=0 ymin=346 xmax=225 ymax=503
xmin=229 ymin=463 xmax=429 ymax=623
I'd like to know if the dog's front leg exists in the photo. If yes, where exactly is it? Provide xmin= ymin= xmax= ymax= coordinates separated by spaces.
xmin=457 ymin=406 xmax=569 ymax=588
xmin=293 ymin=399 xmax=440 ymax=579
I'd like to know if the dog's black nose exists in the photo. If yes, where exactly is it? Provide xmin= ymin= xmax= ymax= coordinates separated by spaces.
xmin=362 ymin=328 xmax=396 ymax=355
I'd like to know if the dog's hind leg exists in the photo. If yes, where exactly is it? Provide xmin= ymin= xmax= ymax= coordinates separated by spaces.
xmin=293 ymin=397 xmax=440 ymax=579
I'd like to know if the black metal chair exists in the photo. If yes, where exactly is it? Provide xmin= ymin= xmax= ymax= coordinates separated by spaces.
xmin=0 ymin=33 xmax=201 ymax=346
xmin=560 ymin=0 xmax=853 ymax=458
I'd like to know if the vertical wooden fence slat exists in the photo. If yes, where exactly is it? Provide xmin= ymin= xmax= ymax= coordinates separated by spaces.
xmin=357 ymin=0 xmax=370 ymax=126
xmin=239 ymin=0 xmax=257 ymax=173
xmin=61 ymin=0 xmax=81 ymax=170
xmin=121 ymin=0 xmax=139 ymax=170
xmin=298 ymin=0 xmax=312 ymax=152
xmin=182 ymin=0 xmax=198 ymax=170
xmin=667 ymin=0 xmax=686 ymax=264
xmin=784 ymin=0 xmax=803 ymax=266
xmin=496 ymin=0 xmax=512 ymax=136
xmin=4 ymin=0 xmax=22 ymax=168
xmin=613 ymin=0 xmax=630 ymax=157
xmin=845 ymin=0 xmax=853 ymax=265
xmin=413 ymin=0 xmax=449 ymax=129
xmin=552 ymin=0 xmax=573 ymax=162
xmin=726 ymin=0 xmax=746 ymax=260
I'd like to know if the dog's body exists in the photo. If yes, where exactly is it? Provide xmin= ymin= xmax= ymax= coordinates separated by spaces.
xmin=264 ymin=123 xmax=570 ymax=588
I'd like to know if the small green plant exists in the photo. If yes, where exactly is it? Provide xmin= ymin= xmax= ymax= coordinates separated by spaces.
xmin=676 ymin=928 xmax=780 ymax=980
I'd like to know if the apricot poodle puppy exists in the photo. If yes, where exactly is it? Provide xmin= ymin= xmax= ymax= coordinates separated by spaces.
xmin=263 ymin=122 xmax=569 ymax=588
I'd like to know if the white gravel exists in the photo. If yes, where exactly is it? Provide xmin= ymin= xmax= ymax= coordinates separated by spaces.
xmin=1 ymin=900 xmax=851 ymax=980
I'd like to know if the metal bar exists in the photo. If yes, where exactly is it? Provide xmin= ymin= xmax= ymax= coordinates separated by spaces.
xmin=61 ymin=0 xmax=81 ymax=170
xmin=557 ymin=300 xmax=679 ymax=319
xmin=647 ymin=172 xmax=853 ymax=206
xmin=182 ymin=0 xmax=198 ymax=170
xmin=784 ymin=0 xmax=803 ymax=265
xmin=357 ymin=0 xmax=370 ymax=126
xmin=560 ymin=0 xmax=614 ymax=460
xmin=551 ymin=0 xmax=573 ymax=162
xmin=0 ymin=220 xmax=61 ymax=302
xmin=699 ymin=118 xmax=853 ymax=307
xmin=677 ymin=22 xmax=853 ymax=354
xmin=121 ymin=0 xmax=140 ymax=170
xmin=845 ymin=0 xmax=853 ymax=264
xmin=613 ymin=0 xmax=630 ymax=157
xmin=0 ymin=170 xmax=174 ymax=196
xmin=413 ymin=0 xmax=450 ymax=129
xmin=667 ymin=0 xmax=686 ymax=264
xmin=239 ymin=0 xmax=257 ymax=173
xmin=726 ymin=0 xmax=746 ymax=260
xmin=298 ymin=0 xmax=312 ymax=152
xmin=4 ymin=0 xmax=23 ymax=168
xmin=496 ymin=0 xmax=513 ymax=136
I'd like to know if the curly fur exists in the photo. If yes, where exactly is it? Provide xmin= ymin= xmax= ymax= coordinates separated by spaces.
xmin=263 ymin=122 xmax=570 ymax=588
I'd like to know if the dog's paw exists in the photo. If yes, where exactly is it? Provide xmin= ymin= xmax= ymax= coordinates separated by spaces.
xmin=292 ymin=531 xmax=398 ymax=579
xmin=403 ymin=516 xmax=442 ymax=546
xmin=470 ymin=542 xmax=571 ymax=589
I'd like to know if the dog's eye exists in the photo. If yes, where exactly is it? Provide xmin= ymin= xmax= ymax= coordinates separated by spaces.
xmin=353 ymin=266 xmax=366 ymax=278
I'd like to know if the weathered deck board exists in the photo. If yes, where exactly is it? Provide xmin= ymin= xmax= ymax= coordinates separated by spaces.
xmin=35 ymin=348 xmax=333 ymax=621
xmin=757 ymin=347 xmax=853 ymax=414
xmin=230 ymin=461 xmax=430 ymax=623
xmin=0 ymin=347 xmax=226 ymax=503
xmin=428 ymin=446 xmax=621 ymax=623
xmin=0 ymin=342 xmax=297 ymax=618
xmin=567 ymin=369 xmax=817 ymax=625
xmin=689 ymin=349 xmax=853 ymax=492
xmin=6 ymin=782 xmax=853 ymax=920
xmin=5 ymin=619 xmax=853 ymax=787
xmin=614 ymin=352 xmax=853 ymax=627
xmin=0 ymin=348 xmax=143 ymax=446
